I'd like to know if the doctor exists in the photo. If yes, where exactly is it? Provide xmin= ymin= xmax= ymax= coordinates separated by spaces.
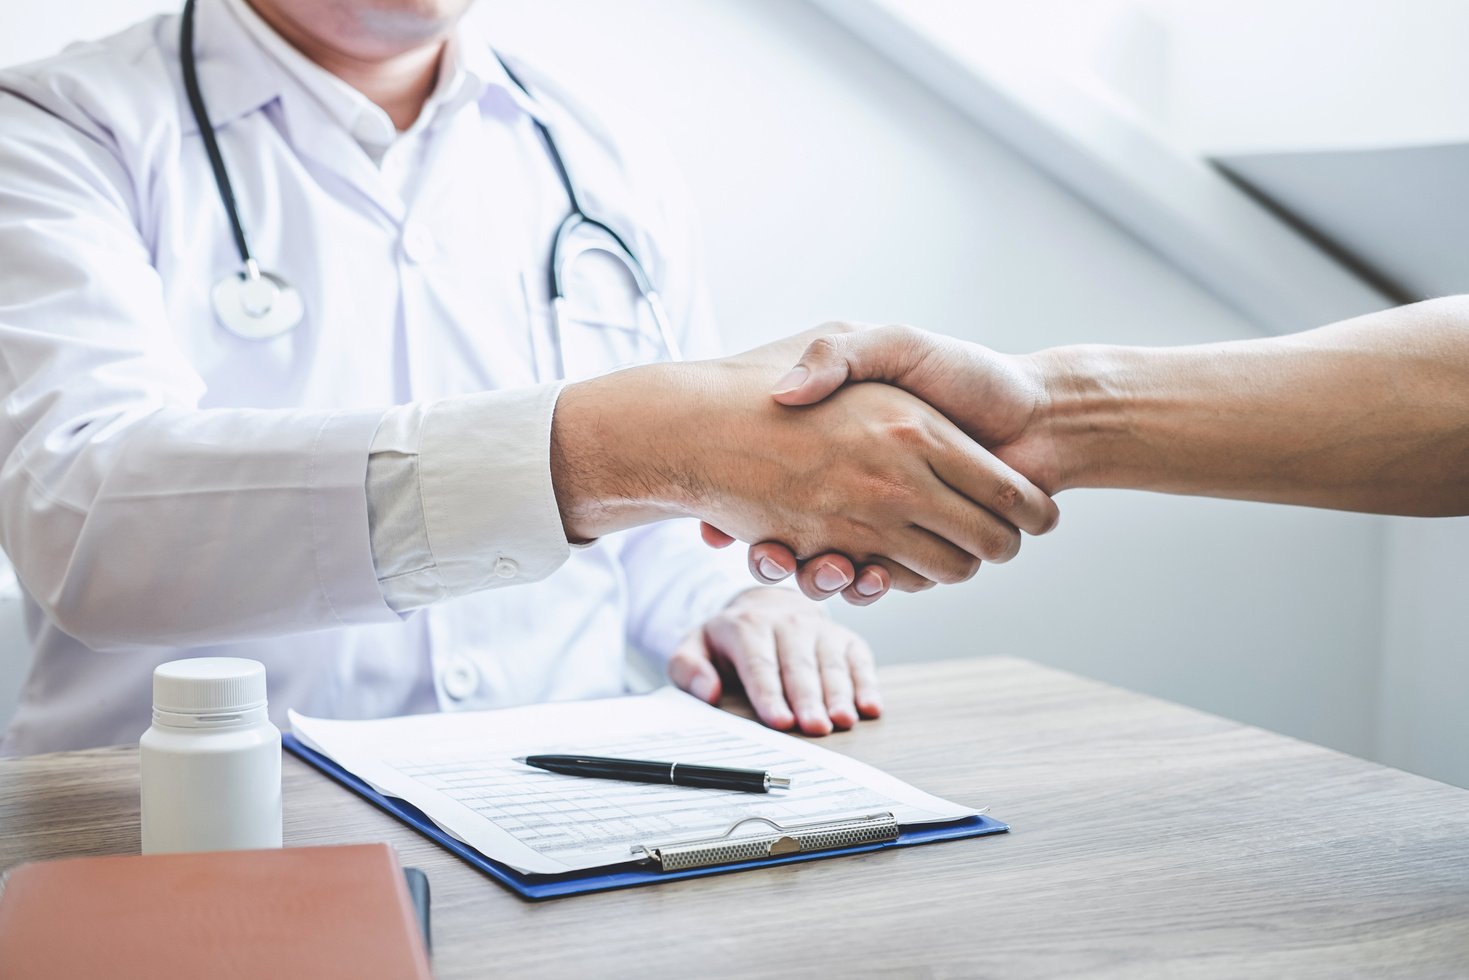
xmin=0 ymin=0 xmax=1056 ymax=753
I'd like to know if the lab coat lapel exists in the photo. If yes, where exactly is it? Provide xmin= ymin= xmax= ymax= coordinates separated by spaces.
xmin=275 ymin=95 xmax=407 ymax=226
xmin=184 ymin=0 xmax=406 ymax=225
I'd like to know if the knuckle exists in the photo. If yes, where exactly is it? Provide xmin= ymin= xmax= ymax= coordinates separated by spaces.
xmin=880 ymin=323 xmax=922 ymax=344
xmin=980 ymin=525 xmax=1021 ymax=563
xmin=991 ymin=477 xmax=1022 ymax=515
xmin=727 ymin=603 xmax=764 ymax=623
xmin=883 ymin=415 xmax=930 ymax=448
xmin=804 ymin=334 xmax=844 ymax=364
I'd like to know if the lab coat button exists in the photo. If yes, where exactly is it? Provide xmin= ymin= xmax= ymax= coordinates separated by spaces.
xmin=493 ymin=557 xmax=519 ymax=579
xmin=442 ymin=658 xmax=479 ymax=700
xmin=402 ymin=223 xmax=438 ymax=264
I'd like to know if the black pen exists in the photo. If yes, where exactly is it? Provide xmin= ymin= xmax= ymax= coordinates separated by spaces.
xmin=513 ymin=754 xmax=793 ymax=793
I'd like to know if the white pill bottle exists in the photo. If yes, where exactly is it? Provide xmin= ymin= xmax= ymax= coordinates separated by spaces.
xmin=140 ymin=657 xmax=283 ymax=854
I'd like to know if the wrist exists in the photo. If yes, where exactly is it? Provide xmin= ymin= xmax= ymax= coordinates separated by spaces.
xmin=550 ymin=363 xmax=703 ymax=540
xmin=1026 ymin=345 xmax=1135 ymax=491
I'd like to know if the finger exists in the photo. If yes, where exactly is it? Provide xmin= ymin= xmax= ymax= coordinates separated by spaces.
xmin=855 ymin=557 xmax=933 ymax=594
xmin=793 ymin=554 xmax=855 ymax=600
xmin=701 ymin=522 xmax=737 ymax=548
xmin=793 ymin=556 xmax=929 ymax=600
xmin=929 ymin=426 xmax=1060 ymax=538
xmin=748 ymin=541 xmax=797 ymax=583
xmin=706 ymin=616 xmax=795 ymax=731
xmin=847 ymin=639 xmax=882 ymax=719
xmin=773 ymin=619 xmax=833 ymax=736
xmin=816 ymin=636 xmax=858 ymax=730
xmin=666 ymin=631 xmax=722 ymax=703
xmin=840 ymin=563 xmax=891 ymax=606
xmin=875 ymin=524 xmax=985 ymax=586
xmin=912 ymin=481 xmax=1022 ymax=570
xmin=770 ymin=324 xmax=932 ymax=406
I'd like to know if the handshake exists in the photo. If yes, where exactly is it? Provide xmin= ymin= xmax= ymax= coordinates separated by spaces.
xmin=552 ymin=321 xmax=1068 ymax=604
xmin=554 ymin=297 xmax=1469 ymax=604
xmin=700 ymin=324 xmax=1066 ymax=605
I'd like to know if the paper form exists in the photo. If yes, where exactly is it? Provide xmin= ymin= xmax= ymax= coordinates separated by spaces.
xmin=290 ymin=688 xmax=978 ymax=875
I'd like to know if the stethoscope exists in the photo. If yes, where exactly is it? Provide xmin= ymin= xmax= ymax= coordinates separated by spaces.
xmin=179 ymin=0 xmax=682 ymax=370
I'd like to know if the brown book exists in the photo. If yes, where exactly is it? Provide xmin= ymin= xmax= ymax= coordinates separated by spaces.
xmin=0 ymin=843 xmax=432 ymax=979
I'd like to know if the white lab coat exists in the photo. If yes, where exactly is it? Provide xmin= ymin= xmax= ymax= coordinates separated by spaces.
xmin=0 ymin=0 xmax=752 ymax=754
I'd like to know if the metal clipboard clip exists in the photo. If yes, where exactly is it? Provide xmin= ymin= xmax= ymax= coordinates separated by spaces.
xmin=632 ymin=812 xmax=901 ymax=872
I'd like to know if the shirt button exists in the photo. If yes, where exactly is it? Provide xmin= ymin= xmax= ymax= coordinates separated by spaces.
xmin=493 ymin=557 xmax=519 ymax=579
xmin=442 ymin=658 xmax=479 ymax=701
xmin=402 ymin=223 xmax=438 ymax=264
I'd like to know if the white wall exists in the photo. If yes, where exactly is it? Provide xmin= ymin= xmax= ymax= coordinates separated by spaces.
xmin=0 ymin=0 xmax=1423 ymax=775
xmin=874 ymin=0 xmax=1469 ymax=155
xmin=484 ymin=0 xmax=1386 ymax=760
xmin=1378 ymin=519 xmax=1469 ymax=787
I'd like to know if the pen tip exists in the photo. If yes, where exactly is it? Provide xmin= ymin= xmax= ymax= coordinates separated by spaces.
xmin=512 ymin=756 xmax=527 ymax=765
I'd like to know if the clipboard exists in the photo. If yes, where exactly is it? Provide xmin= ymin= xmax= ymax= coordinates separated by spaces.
xmin=283 ymin=734 xmax=1008 ymax=901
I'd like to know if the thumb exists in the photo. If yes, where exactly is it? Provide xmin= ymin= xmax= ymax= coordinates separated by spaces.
xmin=769 ymin=324 xmax=932 ymax=406
xmin=667 ymin=631 xmax=722 ymax=703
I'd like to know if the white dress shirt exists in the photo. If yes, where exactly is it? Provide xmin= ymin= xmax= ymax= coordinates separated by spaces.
xmin=0 ymin=0 xmax=752 ymax=754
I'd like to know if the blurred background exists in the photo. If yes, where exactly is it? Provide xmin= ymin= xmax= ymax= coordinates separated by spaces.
xmin=2 ymin=0 xmax=1465 ymax=785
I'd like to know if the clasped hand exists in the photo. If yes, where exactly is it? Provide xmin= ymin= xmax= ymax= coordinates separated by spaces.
xmin=698 ymin=324 xmax=1062 ymax=604
xmin=684 ymin=329 xmax=1058 ymax=601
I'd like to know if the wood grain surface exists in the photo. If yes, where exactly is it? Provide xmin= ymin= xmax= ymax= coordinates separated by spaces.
xmin=2 ymin=657 xmax=1466 ymax=978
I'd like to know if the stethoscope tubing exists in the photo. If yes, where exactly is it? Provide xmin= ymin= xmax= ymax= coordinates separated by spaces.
xmin=180 ymin=0 xmax=679 ymax=365
xmin=181 ymin=0 xmax=252 ymax=268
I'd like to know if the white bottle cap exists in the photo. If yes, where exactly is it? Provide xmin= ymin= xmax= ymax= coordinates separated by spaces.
xmin=152 ymin=658 xmax=267 ymax=715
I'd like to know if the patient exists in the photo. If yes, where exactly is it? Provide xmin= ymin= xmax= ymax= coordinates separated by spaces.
xmin=706 ymin=296 xmax=1469 ymax=600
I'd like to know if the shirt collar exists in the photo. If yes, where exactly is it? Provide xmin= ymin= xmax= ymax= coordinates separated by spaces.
xmin=189 ymin=0 xmax=545 ymax=150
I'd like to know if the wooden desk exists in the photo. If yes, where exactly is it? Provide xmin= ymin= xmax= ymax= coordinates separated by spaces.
xmin=3 ymin=658 xmax=1467 ymax=977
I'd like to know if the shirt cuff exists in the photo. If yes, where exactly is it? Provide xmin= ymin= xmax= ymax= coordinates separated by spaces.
xmin=365 ymin=384 xmax=571 ymax=610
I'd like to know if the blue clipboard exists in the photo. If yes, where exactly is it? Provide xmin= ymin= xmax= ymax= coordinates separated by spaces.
xmin=283 ymin=734 xmax=1008 ymax=900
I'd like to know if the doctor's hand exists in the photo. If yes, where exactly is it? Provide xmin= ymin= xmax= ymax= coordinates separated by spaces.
xmin=666 ymin=587 xmax=879 ymax=735
xmin=553 ymin=327 xmax=1058 ymax=594
xmin=707 ymin=324 xmax=1064 ymax=604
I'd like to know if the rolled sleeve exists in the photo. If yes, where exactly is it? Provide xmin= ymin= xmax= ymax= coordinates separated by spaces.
xmin=366 ymin=384 xmax=572 ymax=610
xmin=312 ymin=408 xmax=400 ymax=625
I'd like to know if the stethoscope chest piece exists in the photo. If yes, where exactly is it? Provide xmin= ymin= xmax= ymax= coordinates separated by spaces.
xmin=211 ymin=262 xmax=303 ymax=339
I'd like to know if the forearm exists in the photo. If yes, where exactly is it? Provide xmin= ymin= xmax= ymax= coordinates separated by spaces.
xmin=1036 ymin=296 xmax=1469 ymax=515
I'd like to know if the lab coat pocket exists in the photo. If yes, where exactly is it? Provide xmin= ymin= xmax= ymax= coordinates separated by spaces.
xmin=526 ymin=249 xmax=665 ymax=383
